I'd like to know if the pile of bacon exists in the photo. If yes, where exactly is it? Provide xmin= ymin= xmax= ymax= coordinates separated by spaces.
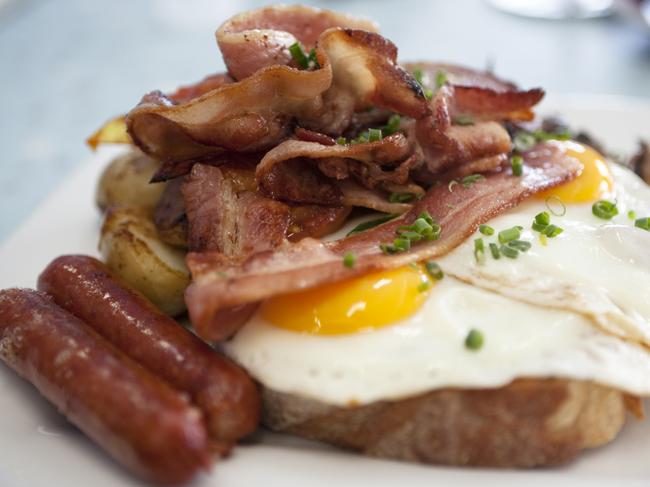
xmin=123 ymin=5 xmax=580 ymax=341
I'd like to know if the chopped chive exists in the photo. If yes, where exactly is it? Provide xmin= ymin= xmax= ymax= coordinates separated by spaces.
xmin=347 ymin=214 xmax=396 ymax=236
xmin=498 ymin=226 xmax=522 ymax=244
xmin=635 ymin=217 xmax=650 ymax=231
xmin=412 ymin=68 xmax=424 ymax=85
xmin=474 ymin=238 xmax=486 ymax=264
xmin=389 ymin=192 xmax=415 ymax=203
xmin=539 ymin=233 xmax=548 ymax=246
xmin=628 ymin=210 xmax=637 ymax=220
xmin=507 ymin=239 xmax=531 ymax=252
xmin=461 ymin=174 xmax=485 ymax=188
xmin=288 ymin=42 xmax=309 ymax=69
xmin=368 ymin=128 xmax=382 ymax=142
xmin=532 ymin=221 xmax=547 ymax=232
xmin=424 ymin=89 xmax=433 ymax=100
xmin=545 ymin=195 xmax=567 ymax=217
xmin=419 ymin=211 xmax=435 ymax=225
xmin=489 ymin=242 xmax=500 ymax=259
xmin=336 ymin=136 xmax=347 ymax=145
xmin=379 ymin=243 xmax=396 ymax=254
xmin=383 ymin=114 xmax=401 ymax=135
xmin=448 ymin=180 xmax=458 ymax=192
xmin=307 ymin=48 xmax=320 ymax=68
xmin=511 ymin=155 xmax=524 ymax=176
xmin=343 ymin=252 xmax=356 ymax=268
xmin=465 ymin=329 xmax=484 ymax=351
xmin=435 ymin=70 xmax=448 ymax=89
xmin=533 ymin=128 xmax=571 ymax=141
xmin=535 ymin=211 xmax=551 ymax=226
xmin=417 ymin=280 xmax=432 ymax=293
xmin=479 ymin=224 xmax=494 ymax=236
xmin=425 ymin=261 xmax=444 ymax=280
xmin=542 ymin=224 xmax=563 ymax=237
xmin=393 ymin=237 xmax=411 ymax=252
xmin=398 ymin=230 xmax=422 ymax=241
xmin=500 ymin=244 xmax=519 ymax=259
xmin=513 ymin=131 xmax=537 ymax=152
xmin=453 ymin=115 xmax=474 ymax=126
xmin=592 ymin=200 xmax=619 ymax=220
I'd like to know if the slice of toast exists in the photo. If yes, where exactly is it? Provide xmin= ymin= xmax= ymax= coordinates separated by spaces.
xmin=262 ymin=379 xmax=633 ymax=467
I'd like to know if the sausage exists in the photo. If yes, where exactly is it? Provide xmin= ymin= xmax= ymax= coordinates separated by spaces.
xmin=0 ymin=288 xmax=210 ymax=484
xmin=38 ymin=255 xmax=260 ymax=444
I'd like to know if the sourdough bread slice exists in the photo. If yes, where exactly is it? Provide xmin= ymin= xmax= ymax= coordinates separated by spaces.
xmin=262 ymin=379 xmax=632 ymax=467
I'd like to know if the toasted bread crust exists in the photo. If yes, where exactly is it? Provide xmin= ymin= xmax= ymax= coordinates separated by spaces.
xmin=262 ymin=379 xmax=629 ymax=467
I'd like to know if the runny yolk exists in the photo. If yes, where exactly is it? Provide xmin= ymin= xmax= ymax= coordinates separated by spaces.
xmin=537 ymin=141 xmax=613 ymax=203
xmin=260 ymin=265 xmax=432 ymax=335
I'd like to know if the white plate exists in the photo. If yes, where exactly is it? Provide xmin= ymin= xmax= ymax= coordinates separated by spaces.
xmin=1 ymin=96 xmax=650 ymax=487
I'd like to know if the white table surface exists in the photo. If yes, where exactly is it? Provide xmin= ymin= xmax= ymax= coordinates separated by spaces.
xmin=1 ymin=0 xmax=649 ymax=244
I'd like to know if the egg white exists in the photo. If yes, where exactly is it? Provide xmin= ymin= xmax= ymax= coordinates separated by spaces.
xmin=225 ymin=162 xmax=650 ymax=406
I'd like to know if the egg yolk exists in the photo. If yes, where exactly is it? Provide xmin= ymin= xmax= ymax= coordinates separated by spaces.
xmin=537 ymin=141 xmax=613 ymax=203
xmin=260 ymin=265 xmax=432 ymax=335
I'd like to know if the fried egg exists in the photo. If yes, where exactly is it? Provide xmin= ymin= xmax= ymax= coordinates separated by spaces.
xmin=225 ymin=141 xmax=650 ymax=406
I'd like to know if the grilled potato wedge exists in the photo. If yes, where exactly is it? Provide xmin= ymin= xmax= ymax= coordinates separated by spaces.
xmin=96 ymin=149 xmax=164 ymax=213
xmin=99 ymin=206 xmax=189 ymax=316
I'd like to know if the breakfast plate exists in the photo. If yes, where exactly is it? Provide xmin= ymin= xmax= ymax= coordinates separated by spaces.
xmin=1 ymin=95 xmax=650 ymax=486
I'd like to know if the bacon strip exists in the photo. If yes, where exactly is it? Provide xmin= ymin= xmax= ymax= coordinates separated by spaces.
xmin=182 ymin=164 xmax=290 ymax=254
xmin=216 ymin=5 xmax=378 ymax=80
xmin=186 ymin=143 xmax=581 ymax=341
xmin=256 ymin=134 xmax=422 ymax=207
xmin=127 ymin=7 xmax=427 ymax=165
xmin=403 ymin=62 xmax=544 ymax=121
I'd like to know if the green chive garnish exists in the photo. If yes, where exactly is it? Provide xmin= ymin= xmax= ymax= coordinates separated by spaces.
xmin=542 ymin=224 xmax=563 ymax=237
xmin=489 ymin=242 xmax=500 ymax=259
xmin=511 ymin=155 xmax=523 ymax=176
xmin=425 ymin=261 xmax=444 ymax=280
xmin=453 ymin=115 xmax=474 ymax=126
xmin=507 ymin=239 xmax=531 ymax=252
xmin=474 ymin=238 xmax=486 ymax=264
xmin=368 ymin=128 xmax=382 ymax=142
xmin=383 ymin=114 xmax=401 ymax=135
xmin=479 ymin=224 xmax=494 ymax=236
xmin=498 ymin=226 xmax=522 ymax=244
xmin=307 ymin=48 xmax=320 ymax=68
xmin=424 ymin=89 xmax=433 ymax=100
xmin=635 ymin=217 xmax=650 ymax=231
xmin=461 ymin=174 xmax=485 ymax=188
xmin=412 ymin=68 xmax=424 ymax=85
xmin=535 ymin=211 xmax=551 ymax=226
xmin=288 ymin=42 xmax=309 ymax=69
xmin=435 ymin=70 xmax=448 ymax=89
xmin=628 ymin=210 xmax=637 ymax=220
xmin=336 ymin=136 xmax=347 ymax=145
xmin=389 ymin=192 xmax=415 ymax=203
xmin=417 ymin=280 xmax=432 ymax=293
xmin=347 ymin=214 xmax=396 ymax=236
xmin=513 ymin=131 xmax=537 ymax=152
xmin=343 ymin=252 xmax=356 ymax=268
xmin=500 ymin=244 xmax=519 ymax=259
xmin=592 ymin=200 xmax=619 ymax=220
xmin=465 ymin=329 xmax=484 ymax=350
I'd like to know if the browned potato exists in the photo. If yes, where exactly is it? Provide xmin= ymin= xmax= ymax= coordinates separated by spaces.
xmin=96 ymin=149 xmax=165 ymax=213
xmin=99 ymin=206 xmax=189 ymax=316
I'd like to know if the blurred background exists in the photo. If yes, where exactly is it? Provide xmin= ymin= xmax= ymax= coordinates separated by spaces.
xmin=0 ymin=0 xmax=649 ymax=243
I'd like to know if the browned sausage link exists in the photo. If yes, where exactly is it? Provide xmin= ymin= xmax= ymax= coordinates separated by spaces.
xmin=38 ymin=255 xmax=260 ymax=443
xmin=0 ymin=289 xmax=210 ymax=485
